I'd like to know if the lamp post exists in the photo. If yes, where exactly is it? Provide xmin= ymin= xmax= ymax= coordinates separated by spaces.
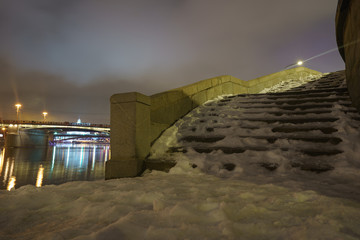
xmin=42 ymin=112 xmax=48 ymax=122
xmin=15 ymin=103 xmax=22 ymax=122
xmin=1 ymin=127 xmax=5 ymax=138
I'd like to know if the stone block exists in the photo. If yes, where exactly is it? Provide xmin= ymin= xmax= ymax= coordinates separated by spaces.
xmin=197 ymin=79 xmax=213 ymax=92
xmin=106 ymin=92 xmax=151 ymax=179
xmin=150 ymin=122 xmax=170 ymax=144
xmin=233 ymin=84 xmax=248 ymax=94
xmin=105 ymin=159 xmax=143 ymax=179
xmin=211 ymin=78 xmax=219 ymax=86
xmin=111 ymin=92 xmax=150 ymax=105
xmin=220 ymin=75 xmax=232 ymax=83
xmin=222 ymin=82 xmax=234 ymax=95
xmin=151 ymin=104 xmax=174 ymax=125
xmin=213 ymin=85 xmax=223 ymax=98
xmin=207 ymin=88 xmax=216 ymax=101
xmin=174 ymin=97 xmax=192 ymax=118
xmin=192 ymin=91 xmax=207 ymax=106
xmin=182 ymin=85 xmax=198 ymax=96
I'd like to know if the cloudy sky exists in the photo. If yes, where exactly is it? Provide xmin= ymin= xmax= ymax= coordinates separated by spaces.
xmin=0 ymin=0 xmax=344 ymax=123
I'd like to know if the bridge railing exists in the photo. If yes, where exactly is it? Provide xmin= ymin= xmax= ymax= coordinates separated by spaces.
xmin=0 ymin=120 xmax=110 ymax=128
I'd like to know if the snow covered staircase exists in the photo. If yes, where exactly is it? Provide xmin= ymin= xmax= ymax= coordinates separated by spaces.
xmin=147 ymin=71 xmax=360 ymax=176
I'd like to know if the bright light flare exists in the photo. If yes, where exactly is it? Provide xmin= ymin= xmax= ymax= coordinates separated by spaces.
xmin=42 ymin=112 xmax=48 ymax=121
xmin=36 ymin=165 xmax=44 ymax=187
xmin=297 ymin=60 xmax=304 ymax=66
xmin=15 ymin=103 xmax=22 ymax=121
xmin=7 ymin=176 xmax=16 ymax=191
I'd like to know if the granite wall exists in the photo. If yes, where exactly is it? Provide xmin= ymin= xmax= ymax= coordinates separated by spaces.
xmin=336 ymin=0 xmax=360 ymax=111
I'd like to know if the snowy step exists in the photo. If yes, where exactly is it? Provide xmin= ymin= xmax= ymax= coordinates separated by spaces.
xmin=145 ymin=160 xmax=176 ymax=172
xmin=235 ymin=117 xmax=339 ymax=124
xmin=231 ymin=97 xmax=349 ymax=105
xmin=290 ymin=160 xmax=334 ymax=173
xmin=284 ymin=88 xmax=348 ymax=94
xmin=148 ymin=70 xmax=357 ymax=176
xmin=257 ymin=92 xmax=348 ymax=100
xmin=180 ymin=135 xmax=225 ymax=143
xmin=173 ymin=146 xmax=343 ymax=156
xmin=241 ymin=110 xmax=333 ymax=116
xmin=259 ymin=159 xmax=335 ymax=173
xmin=235 ymin=135 xmax=341 ymax=144
xmin=234 ymin=103 xmax=351 ymax=110
xmin=180 ymin=135 xmax=342 ymax=145
xmin=235 ymin=87 xmax=348 ymax=98
xmin=271 ymin=126 xmax=337 ymax=134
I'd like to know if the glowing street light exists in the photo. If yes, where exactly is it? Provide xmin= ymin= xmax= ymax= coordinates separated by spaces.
xmin=42 ymin=112 xmax=48 ymax=122
xmin=297 ymin=60 xmax=304 ymax=66
xmin=14 ymin=103 xmax=22 ymax=121
xmin=1 ymin=127 xmax=5 ymax=138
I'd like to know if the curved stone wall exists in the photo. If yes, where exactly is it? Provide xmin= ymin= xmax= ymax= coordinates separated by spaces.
xmin=336 ymin=0 xmax=360 ymax=111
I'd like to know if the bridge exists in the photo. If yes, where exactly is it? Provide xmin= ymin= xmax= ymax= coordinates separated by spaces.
xmin=1 ymin=120 xmax=110 ymax=146
xmin=0 ymin=120 xmax=110 ymax=133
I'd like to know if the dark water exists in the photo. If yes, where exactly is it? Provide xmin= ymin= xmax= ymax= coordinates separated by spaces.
xmin=0 ymin=144 xmax=110 ymax=190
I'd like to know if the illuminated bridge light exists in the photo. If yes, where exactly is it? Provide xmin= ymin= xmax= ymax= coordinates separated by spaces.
xmin=36 ymin=165 xmax=44 ymax=188
xmin=66 ymin=131 xmax=91 ymax=135
xmin=7 ymin=176 xmax=16 ymax=191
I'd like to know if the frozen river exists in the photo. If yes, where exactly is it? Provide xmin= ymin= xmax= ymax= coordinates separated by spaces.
xmin=0 ymin=144 xmax=110 ymax=190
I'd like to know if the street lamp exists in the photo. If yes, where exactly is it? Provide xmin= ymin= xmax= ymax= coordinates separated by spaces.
xmin=297 ymin=60 xmax=304 ymax=66
xmin=15 ymin=103 xmax=22 ymax=122
xmin=42 ymin=112 xmax=48 ymax=122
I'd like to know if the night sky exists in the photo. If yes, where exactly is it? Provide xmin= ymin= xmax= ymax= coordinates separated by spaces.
xmin=0 ymin=0 xmax=344 ymax=124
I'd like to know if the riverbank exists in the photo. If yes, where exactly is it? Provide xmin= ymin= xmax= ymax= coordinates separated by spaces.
xmin=1 ymin=159 xmax=360 ymax=240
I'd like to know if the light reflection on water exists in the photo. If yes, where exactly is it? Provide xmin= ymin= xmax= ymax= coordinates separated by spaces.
xmin=0 ymin=144 xmax=110 ymax=190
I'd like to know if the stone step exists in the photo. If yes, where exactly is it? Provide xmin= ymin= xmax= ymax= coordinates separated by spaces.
xmin=284 ymin=88 xmax=348 ymax=95
xmin=173 ymin=146 xmax=343 ymax=156
xmin=235 ymin=117 xmax=339 ymax=124
xmin=145 ymin=160 xmax=177 ymax=172
xmin=235 ymin=88 xmax=348 ymax=98
xmin=261 ymin=92 xmax=348 ymax=100
xmin=145 ymin=158 xmax=336 ymax=173
xmin=242 ymin=109 xmax=358 ymax=115
xmin=233 ymin=103 xmax=351 ymax=110
xmin=271 ymin=126 xmax=337 ymax=134
xmin=236 ymin=135 xmax=342 ymax=144
xmin=290 ymin=161 xmax=334 ymax=173
xmin=242 ymin=110 xmax=333 ymax=116
xmin=180 ymin=135 xmax=225 ymax=143
xmin=180 ymin=135 xmax=342 ymax=145
xmin=231 ymin=97 xmax=349 ymax=105
xmin=259 ymin=159 xmax=335 ymax=173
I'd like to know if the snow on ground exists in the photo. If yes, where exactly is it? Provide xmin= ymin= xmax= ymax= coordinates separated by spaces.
xmin=1 ymin=163 xmax=360 ymax=240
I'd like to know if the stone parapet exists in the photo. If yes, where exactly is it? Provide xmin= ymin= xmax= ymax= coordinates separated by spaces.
xmin=106 ymin=67 xmax=321 ymax=179
xmin=106 ymin=92 xmax=151 ymax=178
